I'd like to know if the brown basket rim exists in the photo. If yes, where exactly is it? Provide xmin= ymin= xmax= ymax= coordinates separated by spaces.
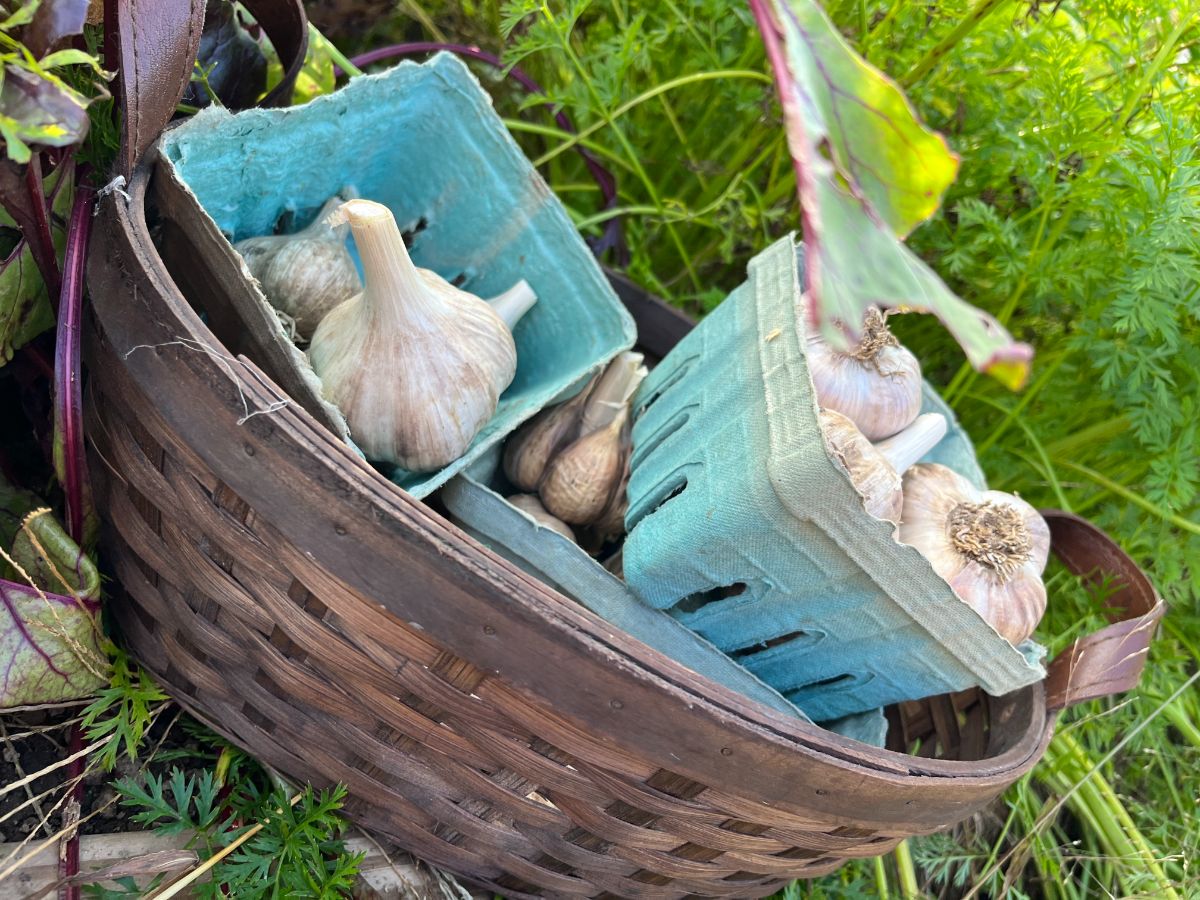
xmin=85 ymin=157 xmax=1054 ymax=832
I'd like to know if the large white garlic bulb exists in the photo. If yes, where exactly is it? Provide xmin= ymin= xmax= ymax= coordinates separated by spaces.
xmin=308 ymin=199 xmax=535 ymax=472
xmin=899 ymin=463 xmax=1050 ymax=645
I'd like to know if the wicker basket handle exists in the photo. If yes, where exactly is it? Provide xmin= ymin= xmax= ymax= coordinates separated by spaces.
xmin=110 ymin=0 xmax=308 ymax=178
xmin=1040 ymin=510 xmax=1165 ymax=711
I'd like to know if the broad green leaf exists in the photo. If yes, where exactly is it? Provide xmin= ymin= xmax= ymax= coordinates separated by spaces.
xmin=756 ymin=0 xmax=1033 ymax=388
xmin=292 ymin=25 xmax=336 ymax=105
xmin=0 ymin=576 xmax=105 ymax=707
xmin=0 ymin=159 xmax=69 ymax=362
xmin=0 ymin=62 xmax=89 ymax=159
xmin=0 ymin=237 xmax=53 ymax=357
xmin=0 ymin=481 xmax=105 ymax=707
xmin=12 ymin=507 xmax=100 ymax=599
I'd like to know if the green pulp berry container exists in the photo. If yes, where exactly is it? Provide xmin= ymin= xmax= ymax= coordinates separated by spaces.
xmin=622 ymin=235 xmax=1044 ymax=722
xmin=157 ymin=53 xmax=636 ymax=497
xmin=440 ymin=451 xmax=889 ymax=747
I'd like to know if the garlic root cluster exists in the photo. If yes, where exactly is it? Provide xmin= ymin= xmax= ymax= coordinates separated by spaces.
xmin=807 ymin=306 xmax=923 ymax=441
xmin=900 ymin=463 xmax=1050 ymax=645
xmin=503 ymin=352 xmax=645 ymax=537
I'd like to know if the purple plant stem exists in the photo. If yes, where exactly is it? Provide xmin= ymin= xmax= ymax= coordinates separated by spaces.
xmin=345 ymin=43 xmax=627 ymax=263
xmin=54 ymin=182 xmax=94 ymax=545
xmin=53 ymin=179 xmax=94 ymax=900
xmin=24 ymin=157 xmax=63 ymax=304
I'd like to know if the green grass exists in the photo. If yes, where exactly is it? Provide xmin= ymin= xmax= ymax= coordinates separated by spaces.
xmin=343 ymin=1 xmax=1200 ymax=895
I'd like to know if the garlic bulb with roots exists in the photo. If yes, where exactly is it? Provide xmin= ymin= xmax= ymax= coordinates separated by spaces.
xmin=821 ymin=410 xmax=947 ymax=522
xmin=308 ymin=199 xmax=536 ymax=472
xmin=235 ymin=196 xmax=362 ymax=340
xmin=806 ymin=306 xmax=923 ymax=440
xmin=899 ymin=463 xmax=1050 ymax=645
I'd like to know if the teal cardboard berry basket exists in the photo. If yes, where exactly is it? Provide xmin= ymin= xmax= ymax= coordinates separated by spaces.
xmin=154 ymin=51 xmax=636 ymax=497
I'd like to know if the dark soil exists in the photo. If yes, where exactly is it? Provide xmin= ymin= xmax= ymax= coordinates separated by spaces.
xmin=0 ymin=703 xmax=203 ymax=844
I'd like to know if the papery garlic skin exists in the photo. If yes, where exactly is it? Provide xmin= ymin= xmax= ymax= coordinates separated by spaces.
xmin=820 ymin=409 xmax=903 ymax=522
xmin=309 ymin=199 xmax=521 ymax=472
xmin=900 ymin=463 xmax=1050 ymax=645
xmin=503 ymin=383 xmax=592 ymax=492
xmin=806 ymin=307 xmax=923 ymax=440
xmin=235 ymin=196 xmax=362 ymax=340
xmin=508 ymin=494 xmax=576 ymax=542
xmin=540 ymin=408 xmax=627 ymax=525
xmin=503 ymin=352 xmax=645 ymax=494
xmin=821 ymin=410 xmax=947 ymax=523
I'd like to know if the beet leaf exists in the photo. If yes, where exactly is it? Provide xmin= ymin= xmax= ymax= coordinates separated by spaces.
xmin=749 ymin=0 xmax=1033 ymax=389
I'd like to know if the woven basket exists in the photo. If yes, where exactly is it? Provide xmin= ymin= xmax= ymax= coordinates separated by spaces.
xmin=80 ymin=155 xmax=1164 ymax=897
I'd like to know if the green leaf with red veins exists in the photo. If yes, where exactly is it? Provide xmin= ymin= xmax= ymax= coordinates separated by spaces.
xmin=0 ymin=480 xmax=105 ymax=707
xmin=753 ymin=0 xmax=1033 ymax=389
xmin=0 ymin=64 xmax=91 ymax=162
xmin=0 ymin=577 xmax=104 ymax=708
xmin=0 ymin=159 xmax=70 ymax=364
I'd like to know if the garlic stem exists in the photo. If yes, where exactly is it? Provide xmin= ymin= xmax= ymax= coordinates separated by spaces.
xmin=580 ymin=352 xmax=646 ymax=435
xmin=488 ymin=280 xmax=538 ymax=330
xmin=326 ymin=199 xmax=432 ymax=326
xmin=875 ymin=413 xmax=947 ymax=475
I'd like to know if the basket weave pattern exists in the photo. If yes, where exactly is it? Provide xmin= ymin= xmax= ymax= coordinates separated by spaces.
xmin=87 ymin=384 xmax=935 ymax=896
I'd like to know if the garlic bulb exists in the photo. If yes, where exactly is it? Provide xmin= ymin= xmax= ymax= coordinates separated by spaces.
xmin=821 ymin=410 xmax=947 ymax=522
xmin=308 ymin=199 xmax=536 ymax=472
xmin=503 ymin=352 xmax=644 ymax=493
xmin=806 ymin=307 xmax=922 ymax=440
xmin=540 ymin=407 xmax=628 ymax=525
xmin=235 ymin=196 xmax=362 ymax=340
xmin=503 ymin=381 xmax=593 ymax=492
xmin=507 ymin=494 xmax=576 ymax=542
xmin=899 ymin=463 xmax=1050 ymax=645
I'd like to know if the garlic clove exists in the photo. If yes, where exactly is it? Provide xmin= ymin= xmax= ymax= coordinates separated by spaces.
xmin=899 ymin=463 xmax=1050 ymax=645
xmin=235 ymin=196 xmax=363 ymax=340
xmin=502 ymin=352 xmax=645 ymax=493
xmin=806 ymin=307 xmax=923 ymax=440
xmin=308 ymin=199 xmax=518 ymax=472
xmin=582 ymin=415 xmax=632 ymax=548
xmin=502 ymin=379 xmax=595 ymax=492
xmin=540 ymin=407 xmax=628 ymax=525
xmin=488 ymin=280 xmax=538 ymax=330
xmin=507 ymin=493 xmax=576 ymax=542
